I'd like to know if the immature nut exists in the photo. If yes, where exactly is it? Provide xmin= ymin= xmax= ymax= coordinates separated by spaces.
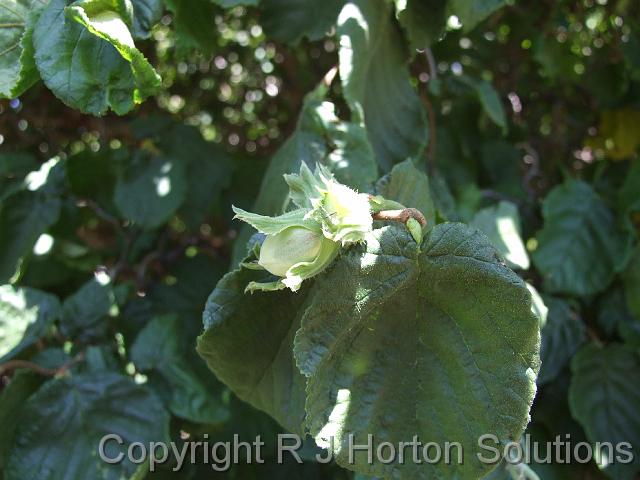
xmin=259 ymin=226 xmax=324 ymax=277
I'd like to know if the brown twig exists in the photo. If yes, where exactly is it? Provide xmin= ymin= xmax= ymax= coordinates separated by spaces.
xmin=0 ymin=354 xmax=83 ymax=378
xmin=373 ymin=208 xmax=427 ymax=228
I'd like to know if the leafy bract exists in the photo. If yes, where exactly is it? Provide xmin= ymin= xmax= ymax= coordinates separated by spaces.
xmin=5 ymin=373 xmax=171 ymax=480
xmin=294 ymin=224 xmax=539 ymax=478
xmin=197 ymin=260 xmax=310 ymax=434
xmin=471 ymin=201 xmax=529 ymax=270
xmin=337 ymin=0 xmax=428 ymax=171
xmin=33 ymin=0 xmax=157 ymax=115
xmin=260 ymin=0 xmax=344 ymax=44
xmin=532 ymin=180 xmax=632 ymax=296
xmin=0 ymin=0 xmax=42 ymax=98
xmin=0 ymin=286 xmax=60 ymax=362
xmin=538 ymin=296 xmax=585 ymax=385
xmin=569 ymin=344 xmax=640 ymax=479
xmin=231 ymin=84 xmax=377 ymax=264
xmin=132 ymin=314 xmax=230 ymax=424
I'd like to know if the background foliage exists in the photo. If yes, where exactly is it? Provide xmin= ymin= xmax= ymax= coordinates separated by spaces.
xmin=1 ymin=0 xmax=640 ymax=478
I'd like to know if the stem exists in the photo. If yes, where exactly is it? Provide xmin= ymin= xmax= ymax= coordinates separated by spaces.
xmin=0 ymin=355 xmax=83 ymax=378
xmin=372 ymin=208 xmax=427 ymax=228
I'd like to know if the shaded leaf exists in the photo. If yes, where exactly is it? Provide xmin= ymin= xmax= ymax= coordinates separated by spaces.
xmin=532 ymin=180 xmax=632 ymax=296
xmin=0 ymin=159 xmax=65 ymax=283
xmin=156 ymin=124 xmax=234 ymax=230
xmin=164 ymin=0 xmax=217 ymax=54
xmin=0 ymin=371 xmax=43 ymax=471
xmin=538 ymin=295 xmax=585 ymax=385
xmin=197 ymin=259 xmax=309 ymax=434
xmin=394 ymin=0 xmax=446 ymax=51
xmin=295 ymin=224 xmax=539 ymax=479
xmin=623 ymin=246 xmax=640 ymax=319
xmin=114 ymin=150 xmax=187 ymax=229
xmin=60 ymin=277 xmax=116 ymax=339
xmin=211 ymin=0 xmax=258 ymax=6
xmin=569 ymin=344 xmax=640 ymax=479
xmin=470 ymin=201 xmax=529 ymax=270
xmin=338 ymin=0 xmax=428 ymax=171
xmin=458 ymin=75 xmax=507 ymax=130
xmin=131 ymin=0 xmax=163 ymax=39
xmin=447 ymin=0 xmax=508 ymax=32
xmin=260 ymin=0 xmax=344 ymax=44
xmin=132 ymin=314 xmax=230 ymax=424
xmin=5 ymin=373 xmax=171 ymax=480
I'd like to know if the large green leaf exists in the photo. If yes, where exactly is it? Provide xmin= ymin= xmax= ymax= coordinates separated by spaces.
xmin=569 ymin=343 xmax=640 ymax=479
xmin=197 ymin=260 xmax=310 ymax=434
xmin=0 ymin=0 xmax=43 ymax=98
xmin=114 ymin=150 xmax=187 ymax=229
xmin=260 ymin=0 xmax=344 ymax=44
xmin=375 ymin=158 xmax=436 ymax=227
xmin=0 ymin=285 xmax=60 ymax=362
xmin=337 ymin=0 xmax=428 ymax=171
xmin=394 ymin=0 xmax=446 ymax=51
xmin=32 ymin=0 xmax=149 ymax=115
xmin=5 ymin=373 xmax=171 ymax=480
xmin=623 ymin=246 xmax=640 ymax=319
xmin=295 ymin=223 xmax=540 ymax=478
xmin=538 ymin=295 xmax=585 ymax=385
xmin=0 ymin=159 xmax=65 ymax=283
xmin=447 ymin=0 xmax=508 ymax=32
xmin=132 ymin=314 xmax=230 ymax=424
xmin=65 ymin=0 xmax=161 ymax=101
xmin=470 ymin=201 xmax=529 ymax=270
xmin=532 ymin=180 xmax=632 ymax=296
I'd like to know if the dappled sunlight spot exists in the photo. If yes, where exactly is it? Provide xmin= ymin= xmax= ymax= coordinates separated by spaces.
xmin=94 ymin=269 xmax=112 ymax=286
xmin=496 ymin=215 xmax=530 ymax=269
xmin=595 ymin=443 xmax=611 ymax=469
xmin=33 ymin=234 xmax=54 ymax=256
xmin=154 ymin=162 xmax=174 ymax=197
xmin=316 ymin=388 xmax=352 ymax=451
xmin=90 ymin=11 xmax=135 ymax=48
xmin=25 ymin=158 xmax=58 ymax=191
